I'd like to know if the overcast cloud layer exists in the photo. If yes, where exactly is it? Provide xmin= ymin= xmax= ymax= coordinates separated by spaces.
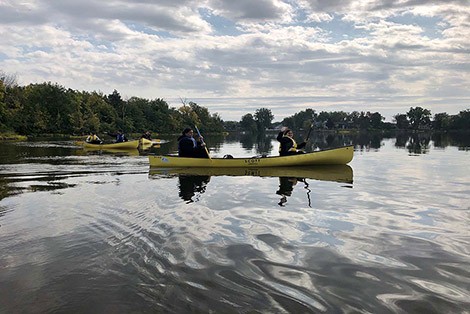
xmin=1 ymin=0 xmax=468 ymax=121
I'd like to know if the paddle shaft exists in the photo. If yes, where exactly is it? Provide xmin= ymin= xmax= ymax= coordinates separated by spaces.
xmin=305 ymin=124 xmax=314 ymax=142
xmin=194 ymin=126 xmax=211 ymax=159
xmin=304 ymin=114 xmax=316 ymax=142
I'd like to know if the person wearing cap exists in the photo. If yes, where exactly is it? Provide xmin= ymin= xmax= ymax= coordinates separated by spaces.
xmin=277 ymin=127 xmax=307 ymax=156
xmin=177 ymin=127 xmax=209 ymax=158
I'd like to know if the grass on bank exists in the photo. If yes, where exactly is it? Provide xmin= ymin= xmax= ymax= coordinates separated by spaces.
xmin=0 ymin=133 xmax=28 ymax=141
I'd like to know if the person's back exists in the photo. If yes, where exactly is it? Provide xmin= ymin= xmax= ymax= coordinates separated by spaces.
xmin=141 ymin=131 xmax=151 ymax=140
xmin=177 ymin=128 xmax=208 ymax=158
xmin=178 ymin=134 xmax=198 ymax=157
xmin=116 ymin=131 xmax=126 ymax=143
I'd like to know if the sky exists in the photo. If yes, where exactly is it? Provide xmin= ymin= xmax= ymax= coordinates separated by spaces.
xmin=0 ymin=0 xmax=469 ymax=122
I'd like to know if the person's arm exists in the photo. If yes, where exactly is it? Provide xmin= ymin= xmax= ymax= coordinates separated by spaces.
xmin=196 ymin=139 xmax=206 ymax=148
xmin=297 ymin=141 xmax=307 ymax=149
xmin=277 ymin=127 xmax=288 ymax=141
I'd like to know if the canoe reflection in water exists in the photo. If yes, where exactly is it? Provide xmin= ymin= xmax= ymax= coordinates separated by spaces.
xmin=149 ymin=165 xmax=353 ymax=205
xmin=178 ymin=175 xmax=211 ymax=203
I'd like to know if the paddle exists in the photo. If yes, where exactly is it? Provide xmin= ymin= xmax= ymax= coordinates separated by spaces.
xmin=305 ymin=117 xmax=315 ymax=142
xmin=304 ymin=125 xmax=313 ymax=142
xmin=194 ymin=125 xmax=211 ymax=160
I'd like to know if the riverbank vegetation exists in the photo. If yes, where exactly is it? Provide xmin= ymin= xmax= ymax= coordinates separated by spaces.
xmin=1 ymin=73 xmax=468 ymax=138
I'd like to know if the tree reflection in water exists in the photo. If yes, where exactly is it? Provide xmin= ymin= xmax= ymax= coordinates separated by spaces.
xmin=178 ymin=175 xmax=211 ymax=203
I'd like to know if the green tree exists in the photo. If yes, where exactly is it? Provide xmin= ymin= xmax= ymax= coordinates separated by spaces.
xmin=432 ymin=113 xmax=451 ymax=130
xmin=147 ymin=98 xmax=179 ymax=133
xmin=316 ymin=111 xmax=331 ymax=127
xmin=254 ymin=108 xmax=274 ymax=131
xmin=407 ymin=107 xmax=431 ymax=129
xmin=394 ymin=114 xmax=409 ymax=129
xmin=326 ymin=118 xmax=334 ymax=129
xmin=370 ymin=112 xmax=384 ymax=129
xmin=85 ymin=92 xmax=117 ymax=132
xmin=176 ymin=101 xmax=223 ymax=132
xmin=178 ymin=102 xmax=202 ymax=130
xmin=240 ymin=113 xmax=257 ymax=133
xmin=107 ymin=89 xmax=130 ymax=130
xmin=126 ymin=97 xmax=149 ymax=131
xmin=19 ymin=82 xmax=77 ymax=133
xmin=223 ymin=121 xmax=239 ymax=132
xmin=281 ymin=109 xmax=316 ymax=130
xmin=206 ymin=112 xmax=225 ymax=133
xmin=0 ymin=80 xmax=7 ymax=131
xmin=2 ymin=84 xmax=25 ymax=132
xmin=357 ymin=112 xmax=370 ymax=129
xmin=450 ymin=110 xmax=470 ymax=130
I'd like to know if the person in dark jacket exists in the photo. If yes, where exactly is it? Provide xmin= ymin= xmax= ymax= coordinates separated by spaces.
xmin=177 ymin=128 xmax=209 ymax=158
xmin=276 ymin=127 xmax=307 ymax=156
xmin=115 ymin=130 xmax=127 ymax=143
xmin=141 ymin=131 xmax=151 ymax=140
xmin=107 ymin=130 xmax=128 ymax=143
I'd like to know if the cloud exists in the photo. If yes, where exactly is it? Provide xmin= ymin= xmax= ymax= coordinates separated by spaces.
xmin=207 ymin=0 xmax=294 ymax=21
xmin=0 ymin=0 xmax=468 ymax=121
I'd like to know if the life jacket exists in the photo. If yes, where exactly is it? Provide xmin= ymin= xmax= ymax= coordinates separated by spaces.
xmin=86 ymin=134 xmax=98 ymax=142
xmin=279 ymin=136 xmax=298 ymax=153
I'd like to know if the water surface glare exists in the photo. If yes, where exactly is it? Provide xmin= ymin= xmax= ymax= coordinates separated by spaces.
xmin=0 ymin=137 xmax=469 ymax=313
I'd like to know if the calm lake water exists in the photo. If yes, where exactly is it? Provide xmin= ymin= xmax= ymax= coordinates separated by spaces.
xmin=0 ymin=132 xmax=469 ymax=313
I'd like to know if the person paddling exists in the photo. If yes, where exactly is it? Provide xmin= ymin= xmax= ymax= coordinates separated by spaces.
xmin=141 ymin=131 xmax=151 ymax=140
xmin=177 ymin=127 xmax=209 ymax=158
xmin=277 ymin=127 xmax=307 ymax=156
xmin=85 ymin=132 xmax=102 ymax=144
xmin=107 ymin=130 xmax=128 ymax=143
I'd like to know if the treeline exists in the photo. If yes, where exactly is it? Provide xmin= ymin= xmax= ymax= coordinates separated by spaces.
xmin=1 ymin=73 xmax=468 ymax=136
xmin=233 ymin=107 xmax=470 ymax=132
xmin=0 ymin=80 xmax=224 ymax=135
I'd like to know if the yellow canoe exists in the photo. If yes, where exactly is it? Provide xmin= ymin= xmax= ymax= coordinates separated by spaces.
xmin=141 ymin=138 xmax=168 ymax=145
xmin=149 ymin=165 xmax=353 ymax=183
xmin=149 ymin=145 xmax=354 ymax=167
xmin=78 ymin=138 xmax=165 ymax=149
xmin=82 ymin=139 xmax=141 ymax=149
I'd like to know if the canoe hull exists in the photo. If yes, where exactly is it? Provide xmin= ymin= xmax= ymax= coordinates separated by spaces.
xmin=83 ymin=139 xmax=141 ymax=150
xmin=140 ymin=138 xmax=168 ymax=147
xmin=149 ymin=145 xmax=354 ymax=167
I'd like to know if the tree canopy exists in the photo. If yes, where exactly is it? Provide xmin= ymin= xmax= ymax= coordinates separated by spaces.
xmin=0 ymin=82 xmax=224 ymax=135
xmin=1 ymin=73 xmax=468 ymax=135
